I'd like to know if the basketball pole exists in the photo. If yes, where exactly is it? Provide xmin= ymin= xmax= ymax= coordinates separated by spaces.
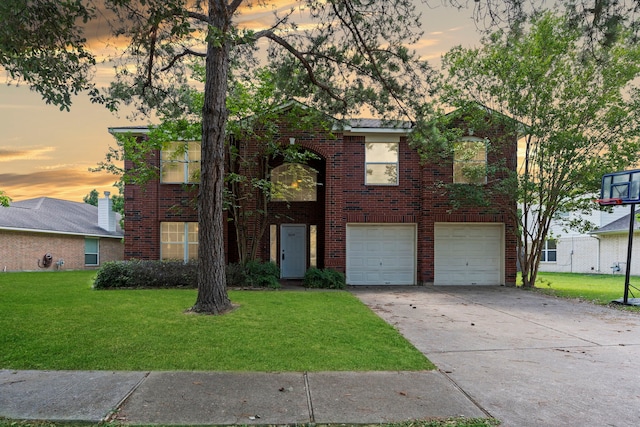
xmin=623 ymin=203 xmax=634 ymax=305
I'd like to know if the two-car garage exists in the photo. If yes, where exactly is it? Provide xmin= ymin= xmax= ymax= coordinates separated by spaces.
xmin=346 ymin=223 xmax=504 ymax=286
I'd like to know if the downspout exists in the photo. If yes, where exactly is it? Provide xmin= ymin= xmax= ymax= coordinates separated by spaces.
xmin=591 ymin=234 xmax=601 ymax=273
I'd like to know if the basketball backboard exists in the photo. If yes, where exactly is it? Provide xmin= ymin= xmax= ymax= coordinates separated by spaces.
xmin=598 ymin=169 xmax=640 ymax=205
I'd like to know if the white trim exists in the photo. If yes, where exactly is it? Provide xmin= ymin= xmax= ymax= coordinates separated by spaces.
xmin=345 ymin=128 xmax=409 ymax=135
xmin=108 ymin=127 xmax=151 ymax=135
xmin=0 ymin=226 xmax=121 ymax=239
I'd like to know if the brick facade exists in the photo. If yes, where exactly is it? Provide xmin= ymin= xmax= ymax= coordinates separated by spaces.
xmin=0 ymin=230 xmax=123 ymax=272
xmin=122 ymin=111 xmax=518 ymax=285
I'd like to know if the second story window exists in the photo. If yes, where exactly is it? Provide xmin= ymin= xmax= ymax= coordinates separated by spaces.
xmin=161 ymin=141 xmax=201 ymax=183
xmin=365 ymin=142 xmax=398 ymax=185
xmin=271 ymin=163 xmax=318 ymax=202
xmin=453 ymin=137 xmax=487 ymax=185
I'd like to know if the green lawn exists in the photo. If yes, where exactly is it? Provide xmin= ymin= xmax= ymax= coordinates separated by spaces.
xmin=0 ymin=271 xmax=434 ymax=372
xmin=535 ymin=271 xmax=640 ymax=310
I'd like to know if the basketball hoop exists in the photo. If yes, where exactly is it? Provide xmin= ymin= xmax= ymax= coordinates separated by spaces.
xmin=596 ymin=198 xmax=624 ymax=206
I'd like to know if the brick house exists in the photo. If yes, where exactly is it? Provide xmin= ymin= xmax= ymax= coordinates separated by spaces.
xmin=112 ymin=108 xmax=518 ymax=286
xmin=0 ymin=194 xmax=124 ymax=271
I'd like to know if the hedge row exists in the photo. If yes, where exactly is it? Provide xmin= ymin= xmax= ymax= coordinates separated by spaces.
xmin=93 ymin=260 xmax=198 ymax=289
xmin=93 ymin=260 xmax=281 ymax=289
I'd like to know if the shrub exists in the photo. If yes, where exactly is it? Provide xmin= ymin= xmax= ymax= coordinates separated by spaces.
xmin=303 ymin=267 xmax=346 ymax=289
xmin=226 ymin=261 xmax=281 ymax=289
xmin=95 ymin=259 xmax=281 ymax=290
xmin=93 ymin=260 xmax=198 ymax=289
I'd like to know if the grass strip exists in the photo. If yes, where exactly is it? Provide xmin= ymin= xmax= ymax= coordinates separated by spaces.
xmin=536 ymin=272 xmax=640 ymax=311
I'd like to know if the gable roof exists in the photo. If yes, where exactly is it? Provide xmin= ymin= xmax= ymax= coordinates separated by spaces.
xmin=591 ymin=212 xmax=640 ymax=235
xmin=0 ymin=197 xmax=123 ymax=238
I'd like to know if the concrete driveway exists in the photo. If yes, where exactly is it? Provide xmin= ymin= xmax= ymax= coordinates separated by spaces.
xmin=352 ymin=285 xmax=640 ymax=427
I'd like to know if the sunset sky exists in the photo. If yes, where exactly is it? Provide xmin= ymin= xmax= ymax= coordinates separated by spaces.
xmin=0 ymin=2 xmax=482 ymax=202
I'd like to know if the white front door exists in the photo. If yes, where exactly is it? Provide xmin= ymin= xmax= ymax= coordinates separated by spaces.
xmin=280 ymin=224 xmax=306 ymax=278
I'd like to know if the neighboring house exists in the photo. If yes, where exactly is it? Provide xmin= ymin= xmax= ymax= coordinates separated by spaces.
xmin=534 ymin=204 xmax=628 ymax=274
xmin=0 ymin=194 xmax=124 ymax=271
xmin=589 ymin=209 xmax=640 ymax=276
xmin=111 ymin=107 xmax=519 ymax=286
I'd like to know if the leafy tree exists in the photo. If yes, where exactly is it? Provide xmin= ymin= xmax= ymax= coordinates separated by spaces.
xmin=0 ymin=0 xmax=102 ymax=111
xmin=83 ymin=186 xmax=124 ymax=216
xmin=224 ymin=69 xmax=325 ymax=263
xmin=83 ymin=189 xmax=100 ymax=206
xmin=437 ymin=10 xmax=640 ymax=288
xmin=0 ymin=191 xmax=10 ymax=207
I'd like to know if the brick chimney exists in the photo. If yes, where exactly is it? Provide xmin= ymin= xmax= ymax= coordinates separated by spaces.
xmin=98 ymin=191 xmax=116 ymax=232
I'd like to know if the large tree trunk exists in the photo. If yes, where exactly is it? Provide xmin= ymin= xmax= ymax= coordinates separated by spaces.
xmin=191 ymin=1 xmax=232 ymax=314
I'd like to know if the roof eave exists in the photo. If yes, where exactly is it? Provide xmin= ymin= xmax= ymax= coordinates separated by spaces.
xmin=0 ymin=226 xmax=123 ymax=239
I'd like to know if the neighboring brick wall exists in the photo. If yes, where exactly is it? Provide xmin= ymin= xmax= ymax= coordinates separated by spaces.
xmin=100 ymin=237 xmax=125 ymax=265
xmin=0 ymin=230 xmax=123 ymax=272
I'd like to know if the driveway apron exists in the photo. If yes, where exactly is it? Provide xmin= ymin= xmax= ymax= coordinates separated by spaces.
xmin=352 ymin=286 xmax=640 ymax=427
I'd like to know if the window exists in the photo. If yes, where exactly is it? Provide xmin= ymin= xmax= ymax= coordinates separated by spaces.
xmin=161 ymin=141 xmax=201 ymax=183
xmin=541 ymin=239 xmax=557 ymax=262
xmin=365 ymin=142 xmax=398 ymax=185
xmin=161 ymin=222 xmax=198 ymax=261
xmin=310 ymin=225 xmax=317 ymax=268
xmin=85 ymin=238 xmax=99 ymax=266
xmin=454 ymin=137 xmax=487 ymax=185
xmin=271 ymin=163 xmax=318 ymax=201
xmin=270 ymin=224 xmax=278 ymax=263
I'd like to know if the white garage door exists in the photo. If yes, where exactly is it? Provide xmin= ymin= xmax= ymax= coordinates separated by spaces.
xmin=346 ymin=224 xmax=416 ymax=285
xmin=434 ymin=223 xmax=504 ymax=285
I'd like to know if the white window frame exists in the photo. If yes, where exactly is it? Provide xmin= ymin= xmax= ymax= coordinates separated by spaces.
xmin=541 ymin=239 xmax=557 ymax=263
xmin=84 ymin=238 xmax=99 ymax=266
xmin=365 ymin=142 xmax=399 ymax=185
xmin=161 ymin=222 xmax=199 ymax=262
xmin=161 ymin=141 xmax=201 ymax=184
xmin=453 ymin=137 xmax=488 ymax=185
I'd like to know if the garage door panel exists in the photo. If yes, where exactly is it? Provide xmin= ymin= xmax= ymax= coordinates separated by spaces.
xmin=347 ymin=224 xmax=416 ymax=285
xmin=435 ymin=224 xmax=504 ymax=286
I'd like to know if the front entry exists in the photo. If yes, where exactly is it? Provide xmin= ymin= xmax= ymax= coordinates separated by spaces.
xmin=280 ymin=224 xmax=306 ymax=278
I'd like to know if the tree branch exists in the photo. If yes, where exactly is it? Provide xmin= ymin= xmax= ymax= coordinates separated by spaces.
xmin=255 ymin=30 xmax=347 ymax=108
xmin=161 ymin=48 xmax=207 ymax=72
xmin=227 ymin=0 xmax=244 ymax=15
xmin=331 ymin=0 xmax=411 ymax=118
xmin=144 ymin=24 xmax=159 ymax=93
xmin=185 ymin=10 xmax=210 ymax=24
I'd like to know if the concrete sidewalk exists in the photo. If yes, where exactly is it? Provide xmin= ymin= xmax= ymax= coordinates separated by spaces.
xmin=0 ymin=369 xmax=486 ymax=424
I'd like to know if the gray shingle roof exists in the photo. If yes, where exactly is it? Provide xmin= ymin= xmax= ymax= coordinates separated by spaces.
xmin=0 ymin=197 xmax=123 ymax=238
xmin=591 ymin=213 xmax=640 ymax=235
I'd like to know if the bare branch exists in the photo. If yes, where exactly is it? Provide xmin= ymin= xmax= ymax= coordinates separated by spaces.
xmin=227 ymin=0 xmax=244 ymax=15
xmin=185 ymin=10 xmax=210 ymax=24
xmin=161 ymin=48 xmax=207 ymax=72
xmin=144 ymin=24 xmax=159 ymax=93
